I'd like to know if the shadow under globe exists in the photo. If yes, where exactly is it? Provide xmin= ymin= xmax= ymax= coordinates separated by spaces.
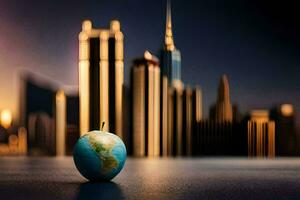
xmin=76 ymin=181 xmax=123 ymax=200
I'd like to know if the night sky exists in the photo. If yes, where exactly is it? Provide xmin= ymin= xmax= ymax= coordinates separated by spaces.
xmin=0 ymin=0 xmax=299 ymax=126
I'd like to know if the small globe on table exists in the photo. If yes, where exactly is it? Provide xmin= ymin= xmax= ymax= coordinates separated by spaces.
xmin=73 ymin=130 xmax=127 ymax=181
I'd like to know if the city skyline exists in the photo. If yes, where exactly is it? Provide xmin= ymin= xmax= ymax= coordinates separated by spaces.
xmin=1 ymin=2 xmax=300 ymax=199
xmin=1 ymin=0 xmax=300 ymax=126
xmin=0 ymin=0 xmax=298 ymax=157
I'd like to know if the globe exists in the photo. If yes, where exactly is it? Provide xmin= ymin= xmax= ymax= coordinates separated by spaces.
xmin=73 ymin=130 xmax=127 ymax=181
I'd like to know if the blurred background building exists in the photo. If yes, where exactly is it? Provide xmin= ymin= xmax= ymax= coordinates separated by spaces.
xmin=193 ymin=75 xmax=246 ymax=156
xmin=78 ymin=20 xmax=124 ymax=138
xmin=131 ymin=51 xmax=160 ymax=157
xmin=209 ymin=75 xmax=233 ymax=123
xmin=15 ymin=72 xmax=79 ymax=156
xmin=247 ymin=110 xmax=275 ymax=158
xmin=182 ymin=86 xmax=202 ymax=156
xmin=159 ymin=0 xmax=183 ymax=157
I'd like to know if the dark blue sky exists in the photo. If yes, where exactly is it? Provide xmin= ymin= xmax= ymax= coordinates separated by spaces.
xmin=0 ymin=0 xmax=299 ymax=122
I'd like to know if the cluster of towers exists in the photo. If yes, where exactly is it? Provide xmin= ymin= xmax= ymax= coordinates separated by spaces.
xmin=77 ymin=1 xmax=297 ymax=158
xmin=0 ymin=2 xmax=297 ymax=158
xmin=77 ymin=1 xmax=238 ymax=157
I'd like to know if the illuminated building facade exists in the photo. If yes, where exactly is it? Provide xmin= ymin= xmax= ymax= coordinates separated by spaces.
xmin=55 ymin=90 xmax=66 ymax=156
xmin=248 ymin=110 xmax=275 ymax=158
xmin=131 ymin=51 xmax=160 ymax=157
xmin=160 ymin=74 xmax=169 ymax=156
xmin=79 ymin=20 xmax=124 ymax=137
xmin=160 ymin=0 xmax=184 ymax=157
xmin=182 ymin=86 xmax=202 ymax=156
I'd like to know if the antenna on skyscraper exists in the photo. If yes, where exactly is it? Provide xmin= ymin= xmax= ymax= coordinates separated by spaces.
xmin=165 ymin=0 xmax=175 ymax=51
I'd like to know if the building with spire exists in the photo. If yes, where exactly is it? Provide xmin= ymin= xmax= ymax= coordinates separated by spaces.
xmin=160 ymin=0 xmax=183 ymax=156
xmin=215 ymin=74 xmax=233 ymax=123
xmin=160 ymin=0 xmax=182 ymax=88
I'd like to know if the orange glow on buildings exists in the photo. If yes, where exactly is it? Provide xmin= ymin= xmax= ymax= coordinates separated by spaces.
xmin=248 ymin=110 xmax=275 ymax=158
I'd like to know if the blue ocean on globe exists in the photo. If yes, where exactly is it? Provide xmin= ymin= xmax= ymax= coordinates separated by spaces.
xmin=73 ymin=130 xmax=127 ymax=181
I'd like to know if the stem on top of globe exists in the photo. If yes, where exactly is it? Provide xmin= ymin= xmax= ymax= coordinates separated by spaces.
xmin=101 ymin=122 xmax=105 ymax=131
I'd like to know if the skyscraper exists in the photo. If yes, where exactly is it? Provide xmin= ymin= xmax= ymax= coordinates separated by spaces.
xmin=131 ymin=51 xmax=160 ymax=157
xmin=182 ymin=86 xmax=202 ymax=156
xmin=215 ymin=75 xmax=233 ymax=123
xmin=168 ymin=86 xmax=183 ymax=156
xmin=160 ymin=0 xmax=182 ymax=88
xmin=160 ymin=0 xmax=182 ymax=157
xmin=78 ymin=20 xmax=124 ymax=137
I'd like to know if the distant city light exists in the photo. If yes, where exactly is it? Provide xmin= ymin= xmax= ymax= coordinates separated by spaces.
xmin=0 ymin=109 xmax=12 ymax=129
xmin=281 ymin=104 xmax=294 ymax=117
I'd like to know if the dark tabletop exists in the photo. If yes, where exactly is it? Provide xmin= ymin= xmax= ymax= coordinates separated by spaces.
xmin=1 ymin=157 xmax=300 ymax=200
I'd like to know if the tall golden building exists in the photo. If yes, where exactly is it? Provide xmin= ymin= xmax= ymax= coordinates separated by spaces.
xmin=132 ymin=51 xmax=160 ymax=157
xmin=78 ymin=20 xmax=124 ymax=137
xmin=215 ymin=75 xmax=233 ymax=123
xmin=55 ymin=90 xmax=66 ymax=156
xmin=248 ymin=110 xmax=275 ymax=158
xmin=161 ymin=74 xmax=169 ymax=156
xmin=193 ymin=86 xmax=203 ymax=123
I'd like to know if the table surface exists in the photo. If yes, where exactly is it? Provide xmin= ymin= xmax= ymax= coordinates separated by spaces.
xmin=1 ymin=157 xmax=300 ymax=200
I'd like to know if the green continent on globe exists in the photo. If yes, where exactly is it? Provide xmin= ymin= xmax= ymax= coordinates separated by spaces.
xmin=88 ymin=132 xmax=119 ymax=174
